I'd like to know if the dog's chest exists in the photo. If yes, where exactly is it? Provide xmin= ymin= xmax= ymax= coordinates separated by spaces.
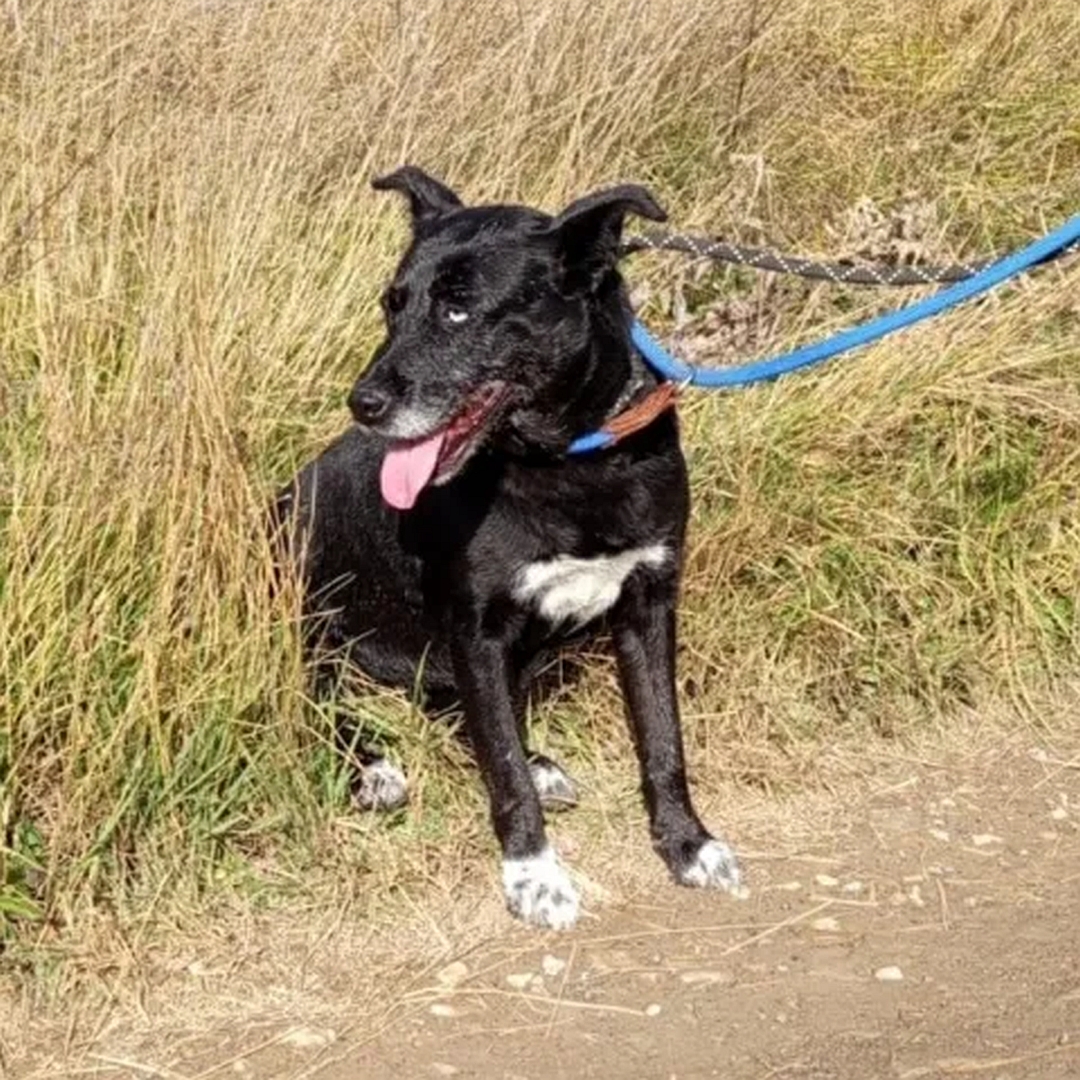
xmin=512 ymin=544 xmax=669 ymax=627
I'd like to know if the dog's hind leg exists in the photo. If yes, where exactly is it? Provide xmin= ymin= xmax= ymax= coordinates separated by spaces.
xmin=350 ymin=754 xmax=409 ymax=812
xmin=333 ymin=717 xmax=410 ymax=812
xmin=527 ymin=753 xmax=579 ymax=812
xmin=338 ymin=648 xmax=460 ymax=814
xmin=510 ymin=661 xmax=579 ymax=812
xmin=610 ymin=570 xmax=743 ymax=895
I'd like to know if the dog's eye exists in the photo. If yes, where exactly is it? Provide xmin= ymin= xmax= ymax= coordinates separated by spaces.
xmin=442 ymin=306 xmax=470 ymax=326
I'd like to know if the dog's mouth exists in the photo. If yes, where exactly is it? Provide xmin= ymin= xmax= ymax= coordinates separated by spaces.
xmin=379 ymin=381 xmax=511 ymax=511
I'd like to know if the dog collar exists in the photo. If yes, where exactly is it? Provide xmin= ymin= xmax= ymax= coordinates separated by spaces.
xmin=566 ymin=380 xmax=679 ymax=455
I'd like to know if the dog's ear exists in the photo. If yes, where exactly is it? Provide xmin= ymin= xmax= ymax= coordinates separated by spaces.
xmin=545 ymin=185 xmax=667 ymax=293
xmin=373 ymin=166 xmax=463 ymax=225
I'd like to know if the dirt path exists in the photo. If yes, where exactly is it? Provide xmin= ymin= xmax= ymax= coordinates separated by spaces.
xmin=9 ymin=732 xmax=1080 ymax=1080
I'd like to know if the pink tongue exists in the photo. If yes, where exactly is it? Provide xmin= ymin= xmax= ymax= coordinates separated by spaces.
xmin=379 ymin=431 xmax=446 ymax=511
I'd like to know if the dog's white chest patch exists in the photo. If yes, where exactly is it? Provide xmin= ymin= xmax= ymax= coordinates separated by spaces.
xmin=513 ymin=543 xmax=669 ymax=627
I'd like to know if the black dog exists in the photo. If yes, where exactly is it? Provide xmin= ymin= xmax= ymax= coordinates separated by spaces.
xmin=277 ymin=166 xmax=741 ymax=928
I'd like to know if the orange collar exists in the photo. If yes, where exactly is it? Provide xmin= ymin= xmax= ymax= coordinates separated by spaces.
xmin=566 ymin=380 xmax=679 ymax=455
xmin=601 ymin=380 xmax=679 ymax=443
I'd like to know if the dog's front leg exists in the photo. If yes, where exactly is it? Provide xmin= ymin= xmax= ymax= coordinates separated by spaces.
xmin=610 ymin=571 xmax=742 ymax=894
xmin=451 ymin=631 xmax=580 ymax=929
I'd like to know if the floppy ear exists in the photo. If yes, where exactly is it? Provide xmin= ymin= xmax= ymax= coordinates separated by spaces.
xmin=545 ymin=184 xmax=667 ymax=293
xmin=372 ymin=166 xmax=463 ymax=225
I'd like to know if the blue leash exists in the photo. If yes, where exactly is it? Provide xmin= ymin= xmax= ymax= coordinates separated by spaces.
xmin=568 ymin=213 xmax=1080 ymax=455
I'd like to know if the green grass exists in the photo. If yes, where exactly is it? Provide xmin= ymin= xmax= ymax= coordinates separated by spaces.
xmin=2 ymin=0 xmax=1080 ymax=983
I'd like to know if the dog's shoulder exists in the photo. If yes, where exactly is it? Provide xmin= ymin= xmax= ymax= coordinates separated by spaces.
xmin=465 ymin=421 xmax=688 ymax=627
xmin=515 ymin=415 xmax=688 ymax=545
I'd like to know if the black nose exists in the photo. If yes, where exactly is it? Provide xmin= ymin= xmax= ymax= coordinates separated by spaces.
xmin=348 ymin=385 xmax=391 ymax=425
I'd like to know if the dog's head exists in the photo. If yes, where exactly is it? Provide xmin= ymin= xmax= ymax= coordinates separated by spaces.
xmin=348 ymin=166 xmax=666 ymax=510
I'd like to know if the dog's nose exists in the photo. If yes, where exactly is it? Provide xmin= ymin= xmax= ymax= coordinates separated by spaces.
xmin=348 ymin=385 xmax=392 ymax=426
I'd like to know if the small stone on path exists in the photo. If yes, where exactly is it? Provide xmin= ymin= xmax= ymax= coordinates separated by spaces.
xmin=281 ymin=1027 xmax=336 ymax=1048
xmin=680 ymin=970 xmax=734 ymax=986
xmin=541 ymin=954 xmax=566 ymax=977
xmin=436 ymin=961 xmax=469 ymax=989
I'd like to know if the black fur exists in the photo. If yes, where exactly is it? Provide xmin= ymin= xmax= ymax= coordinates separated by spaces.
xmin=277 ymin=168 xmax=740 ymax=926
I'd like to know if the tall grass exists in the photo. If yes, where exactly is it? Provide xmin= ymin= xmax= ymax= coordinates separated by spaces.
xmin=2 ymin=0 xmax=1079 ymax=961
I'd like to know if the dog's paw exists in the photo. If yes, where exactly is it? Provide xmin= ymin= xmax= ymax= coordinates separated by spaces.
xmin=351 ymin=758 xmax=409 ymax=812
xmin=678 ymin=838 xmax=746 ymax=896
xmin=528 ymin=754 xmax=579 ymax=812
xmin=502 ymin=846 xmax=580 ymax=930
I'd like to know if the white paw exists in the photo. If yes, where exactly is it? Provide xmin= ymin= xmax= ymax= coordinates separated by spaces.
xmin=679 ymin=839 xmax=745 ymax=895
xmin=351 ymin=758 xmax=408 ymax=812
xmin=502 ymin=846 xmax=580 ymax=929
xmin=529 ymin=756 xmax=579 ymax=811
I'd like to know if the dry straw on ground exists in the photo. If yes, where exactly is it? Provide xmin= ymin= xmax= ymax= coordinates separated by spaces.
xmin=1 ymin=0 xmax=1079 ymax=991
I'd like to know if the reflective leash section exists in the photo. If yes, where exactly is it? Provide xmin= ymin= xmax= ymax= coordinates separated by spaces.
xmin=568 ymin=213 xmax=1080 ymax=455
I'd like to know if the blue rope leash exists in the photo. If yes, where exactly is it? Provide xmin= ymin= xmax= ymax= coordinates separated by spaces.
xmin=568 ymin=213 xmax=1080 ymax=455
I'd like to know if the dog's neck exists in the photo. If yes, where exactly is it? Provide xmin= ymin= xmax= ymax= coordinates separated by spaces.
xmin=501 ymin=294 xmax=659 ymax=458
xmin=558 ymin=296 xmax=664 ymax=447
xmin=594 ymin=341 xmax=653 ymax=420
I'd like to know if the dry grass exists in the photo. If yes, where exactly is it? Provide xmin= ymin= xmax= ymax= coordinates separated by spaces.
xmin=2 ymin=0 xmax=1080 ymax=995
